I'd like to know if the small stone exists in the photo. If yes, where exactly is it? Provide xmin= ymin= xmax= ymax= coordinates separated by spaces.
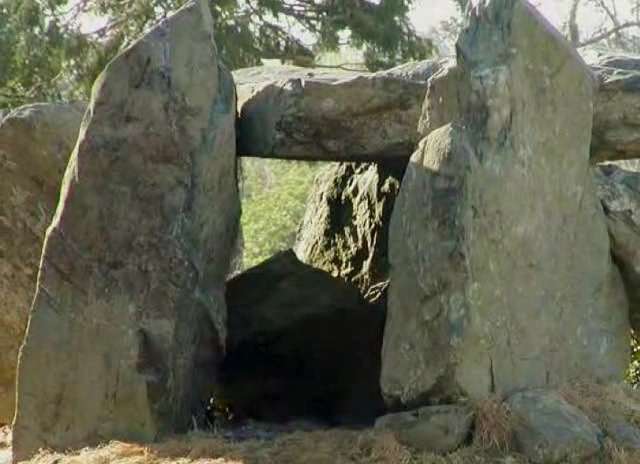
xmin=507 ymin=390 xmax=603 ymax=464
xmin=375 ymin=405 xmax=473 ymax=453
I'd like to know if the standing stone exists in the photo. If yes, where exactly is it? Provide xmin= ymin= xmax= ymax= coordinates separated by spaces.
xmin=0 ymin=102 xmax=85 ymax=424
xmin=294 ymin=161 xmax=406 ymax=302
xmin=381 ymin=0 xmax=629 ymax=408
xmin=12 ymin=0 xmax=240 ymax=461
xmin=420 ymin=53 xmax=640 ymax=164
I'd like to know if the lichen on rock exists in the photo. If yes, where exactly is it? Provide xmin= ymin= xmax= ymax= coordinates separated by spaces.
xmin=11 ymin=0 xmax=240 ymax=460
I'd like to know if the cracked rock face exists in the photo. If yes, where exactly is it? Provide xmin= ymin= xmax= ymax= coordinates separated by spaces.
xmin=12 ymin=0 xmax=240 ymax=460
xmin=381 ymin=0 xmax=629 ymax=409
xmin=594 ymin=163 xmax=640 ymax=331
xmin=294 ymin=161 xmax=406 ymax=303
xmin=234 ymin=61 xmax=445 ymax=161
xmin=0 ymin=102 xmax=85 ymax=425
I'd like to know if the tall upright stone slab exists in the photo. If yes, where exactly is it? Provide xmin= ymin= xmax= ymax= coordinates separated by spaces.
xmin=12 ymin=0 xmax=240 ymax=460
xmin=0 ymin=102 xmax=84 ymax=424
xmin=294 ymin=161 xmax=406 ymax=303
xmin=381 ymin=0 xmax=629 ymax=409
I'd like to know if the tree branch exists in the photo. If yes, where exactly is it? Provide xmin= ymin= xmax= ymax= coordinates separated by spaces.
xmin=577 ymin=21 xmax=640 ymax=47
xmin=304 ymin=62 xmax=367 ymax=72
xmin=568 ymin=0 xmax=582 ymax=44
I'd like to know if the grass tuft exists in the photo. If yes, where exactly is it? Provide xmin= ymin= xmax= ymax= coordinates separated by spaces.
xmin=472 ymin=396 xmax=514 ymax=453
xmin=559 ymin=381 xmax=640 ymax=428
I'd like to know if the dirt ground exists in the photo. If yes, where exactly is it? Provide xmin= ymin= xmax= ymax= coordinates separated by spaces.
xmin=18 ymin=428 xmax=530 ymax=464
xmin=6 ymin=383 xmax=640 ymax=464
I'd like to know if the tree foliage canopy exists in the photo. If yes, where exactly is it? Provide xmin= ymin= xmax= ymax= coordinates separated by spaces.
xmin=240 ymin=159 xmax=320 ymax=269
xmin=0 ymin=0 xmax=433 ymax=108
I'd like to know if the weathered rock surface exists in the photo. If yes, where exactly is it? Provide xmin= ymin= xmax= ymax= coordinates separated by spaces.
xmin=222 ymin=250 xmax=385 ymax=425
xmin=381 ymin=0 xmax=629 ymax=408
xmin=234 ymin=61 xmax=444 ymax=161
xmin=375 ymin=405 xmax=473 ymax=453
xmin=12 ymin=0 xmax=240 ymax=460
xmin=0 ymin=102 xmax=85 ymax=424
xmin=508 ymin=390 xmax=603 ymax=463
xmin=294 ymin=161 xmax=406 ymax=302
xmin=590 ymin=54 xmax=640 ymax=162
xmin=594 ymin=163 xmax=640 ymax=331
xmin=417 ymin=58 xmax=460 ymax=139
xmin=419 ymin=53 xmax=640 ymax=163
xmin=603 ymin=416 xmax=640 ymax=449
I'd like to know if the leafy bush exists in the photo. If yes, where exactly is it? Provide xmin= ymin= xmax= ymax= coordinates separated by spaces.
xmin=239 ymin=159 xmax=325 ymax=269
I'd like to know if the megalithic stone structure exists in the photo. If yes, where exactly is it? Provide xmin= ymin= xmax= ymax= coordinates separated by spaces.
xmin=0 ymin=102 xmax=84 ymax=425
xmin=12 ymin=0 xmax=240 ymax=460
xmin=381 ymin=0 xmax=630 ymax=409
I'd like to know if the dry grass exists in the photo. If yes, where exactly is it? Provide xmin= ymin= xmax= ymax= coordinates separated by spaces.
xmin=19 ymin=428 xmax=531 ymax=464
xmin=15 ymin=384 xmax=640 ymax=464
xmin=559 ymin=382 xmax=640 ymax=463
xmin=472 ymin=397 xmax=514 ymax=453
xmin=0 ymin=426 xmax=10 ymax=449
xmin=559 ymin=382 xmax=640 ymax=428
xmin=604 ymin=438 xmax=640 ymax=464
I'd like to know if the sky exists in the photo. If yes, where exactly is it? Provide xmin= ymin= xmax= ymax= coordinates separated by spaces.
xmin=410 ymin=0 xmax=562 ymax=33
xmin=409 ymin=0 xmax=636 ymax=36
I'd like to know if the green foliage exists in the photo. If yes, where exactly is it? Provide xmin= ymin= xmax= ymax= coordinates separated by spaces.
xmin=0 ymin=0 xmax=106 ymax=107
xmin=628 ymin=332 xmax=640 ymax=387
xmin=0 ymin=0 xmax=433 ymax=108
xmin=89 ymin=0 xmax=433 ymax=71
xmin=240 ymin=159 xmax=321 ymax=269
xmin=453 ymin=0 xmax=468 ymax=12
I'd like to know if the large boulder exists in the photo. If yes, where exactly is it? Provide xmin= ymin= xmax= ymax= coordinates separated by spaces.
xmin=590 ymin=54 xmax=640 ymax=162
xmin=594 ymin=163 xmax=640 ymax=331
xmin=12 ymin=1 xmax=240 ymax=460
xmin=507 ymin=389 xmax=603 ymax=464
xmin=294 ymin=161 xmax=406 ymax=302
xmin=0 ymin=102 xmax=85 ymax=424
xmin=234 ymin=61 xmax=445 ymax=161
xmin=381 ymin=0 xmax=629 ymax=409
xmin=221 ymin=250 xmax=385 ymax=425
